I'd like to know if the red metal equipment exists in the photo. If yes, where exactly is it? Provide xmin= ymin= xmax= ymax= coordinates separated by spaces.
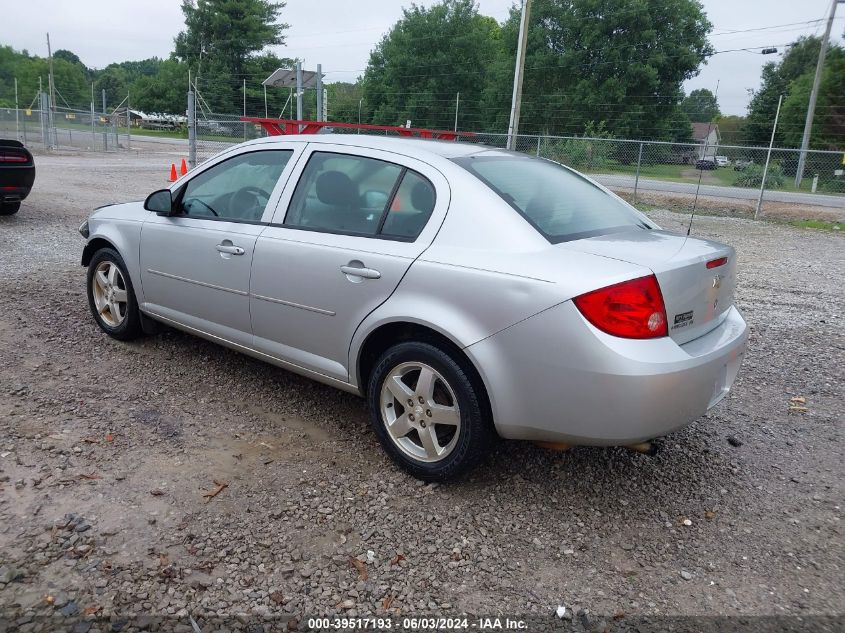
xmin=241 ymin=118 xmax=474 ymax=141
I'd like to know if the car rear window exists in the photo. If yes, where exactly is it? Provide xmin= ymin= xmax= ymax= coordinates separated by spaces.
xmin=453 ymin=154 xmax=651 ymax=243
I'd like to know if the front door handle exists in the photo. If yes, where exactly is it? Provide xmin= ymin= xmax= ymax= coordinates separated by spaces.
xmin=216 ymin=243 xmax=245 ymax=256
xmin=340 ymin=264 xmax=381 ymax=279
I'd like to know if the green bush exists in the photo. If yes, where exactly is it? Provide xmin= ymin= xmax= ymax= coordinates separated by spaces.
xmin=733 ymin=164 xmax=785 ymax=188
xmin=818 ymin=178 xmax=845 ymax=193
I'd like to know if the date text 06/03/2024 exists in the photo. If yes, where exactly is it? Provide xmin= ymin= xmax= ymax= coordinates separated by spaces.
xmin=305 ymin=616 xmax=528 ymax=630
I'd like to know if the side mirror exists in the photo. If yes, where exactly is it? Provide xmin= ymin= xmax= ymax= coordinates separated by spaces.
xmin=144 ymin=189 xmax=173 ymax=215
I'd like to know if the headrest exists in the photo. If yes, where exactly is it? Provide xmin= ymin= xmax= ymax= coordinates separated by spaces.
xmin=410 ymin=180 xmax=435 ymax=212
xmin=316 ymin=171 xmax=356 ymax=206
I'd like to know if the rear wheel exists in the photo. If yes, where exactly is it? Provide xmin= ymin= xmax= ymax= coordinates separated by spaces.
xmin=0 ymin=201 xmax=20 ymax=216
xmin=86 ymin=248 xmax=143 ymax=341
xmin=367 ymin=341 xmax=493 ymax=481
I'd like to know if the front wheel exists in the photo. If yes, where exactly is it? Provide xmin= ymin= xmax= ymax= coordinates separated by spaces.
xmin=367 ymin=341 xmax=493 ymax=481
xmin=86 ymin=248 xmax=143 ymax=341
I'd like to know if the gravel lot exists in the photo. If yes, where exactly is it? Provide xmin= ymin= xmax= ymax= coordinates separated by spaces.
xmin=0 ymin=149 xmax=843 ymax=632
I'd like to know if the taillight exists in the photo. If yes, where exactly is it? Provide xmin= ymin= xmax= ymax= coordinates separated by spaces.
xmin=0 ymin=152 xmax=29 ymax=163
xmin=573 ymin=274 xmax=668 ymax=339
xmin=706 ymin=256 xmax=728 ymax=269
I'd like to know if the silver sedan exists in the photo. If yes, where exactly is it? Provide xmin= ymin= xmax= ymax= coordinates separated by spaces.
xmin=79 ymin=135 xmax=747 ymax=480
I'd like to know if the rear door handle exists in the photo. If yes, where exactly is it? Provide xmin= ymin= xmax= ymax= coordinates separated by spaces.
xmin=216 ymin=243 xmax=245 ymax=255
xmin=340 ymin=265 xmax=381 ymax=279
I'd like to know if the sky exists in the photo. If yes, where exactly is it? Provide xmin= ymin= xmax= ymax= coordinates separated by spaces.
xmin=4 ymin=0 xmax=845 ymax=116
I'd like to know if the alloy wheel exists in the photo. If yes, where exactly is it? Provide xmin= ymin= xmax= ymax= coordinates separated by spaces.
xmin=380 ymin=361 xmax=461 ymax=463
xmin=91 ymin=261 xmax=128 ymax=327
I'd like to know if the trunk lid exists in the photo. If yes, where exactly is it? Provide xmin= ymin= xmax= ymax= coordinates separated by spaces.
xmin=564 ymin=229 xmax=736 ymax=344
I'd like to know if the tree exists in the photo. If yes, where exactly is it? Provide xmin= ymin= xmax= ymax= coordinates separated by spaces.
xmin=481 ymin=0 xmax=713 ymax=138
xmin=743 ymin=36 xmax=838 ymax=146
xmin=715 ymin=114 xmax=747 ymax=145
xmin=174 ymin=0 xmax=288 ymax=112
xmin=681 ymin=88 xmax=720 ymax=122
xmin=53 ymin=49 xmax=85 ymax=68
xmin=94 ymin=66 xmax=129 ymax=109
xmin=779 ymin=52 xmax=845 ymax=150
xmin=361 ymin=0 xmax=501 ymax=130
xmin=130 ymin=59 xmax=189 ymax=113
xmin=325 ymin=82 xmax=364 ymax=124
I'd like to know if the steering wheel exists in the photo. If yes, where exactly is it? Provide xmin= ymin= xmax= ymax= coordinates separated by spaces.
xmin=232 ymin=186 xmax=271 ymax=216
xmin=187 ymin=198 xmax=218 ymax=217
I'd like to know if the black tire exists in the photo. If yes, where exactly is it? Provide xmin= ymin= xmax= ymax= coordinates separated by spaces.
xmin=86 ymin=247 xmax=143 ymax=341
xmin=367 ymin=341 xmax=493 ymax=482
xmin=0 ymin=201 xmax=20 ymax=216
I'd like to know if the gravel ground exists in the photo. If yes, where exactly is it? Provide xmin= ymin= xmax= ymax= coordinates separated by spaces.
xmin=0 ymin=150 xmax=843 ymax=632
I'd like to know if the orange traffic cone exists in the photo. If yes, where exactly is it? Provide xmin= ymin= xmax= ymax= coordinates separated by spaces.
xmin=180 ymin=158 xmax=188 ymax=176
xmin=168 ymin=163 xmax=178 ymax=182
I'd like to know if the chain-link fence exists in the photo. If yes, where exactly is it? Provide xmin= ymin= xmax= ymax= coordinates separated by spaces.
xmin=0 ymin=105 xmax=130 ymax=152
xmin=195 ymin=113 xmax=269 ymax=163
xmin=458 ymin=133 xmax=845 ymax=206
xmin=190 ymin=110 xmax=845 ymax=210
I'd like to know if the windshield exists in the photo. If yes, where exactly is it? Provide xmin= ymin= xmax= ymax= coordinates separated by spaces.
xmin=453 ymin=154 xmax=652 ymax=243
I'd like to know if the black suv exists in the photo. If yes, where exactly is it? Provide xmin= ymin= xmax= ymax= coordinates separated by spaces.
xmin=0 ymin=139 xmax=35 ymax=215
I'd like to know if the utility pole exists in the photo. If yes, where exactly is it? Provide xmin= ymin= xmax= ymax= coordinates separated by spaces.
xmin=794 ymin=0 xmax=843 ymax=188
xmin=507 ymin=0 xmax=531 ymax=151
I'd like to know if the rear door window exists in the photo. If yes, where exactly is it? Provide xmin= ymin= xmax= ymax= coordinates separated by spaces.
xmin=453 ymin=154 xmax=650 ymax=243
xmin=380 ymin=171 xmax=436 ymax=239
xmin=283 ymin=151 xmax=436 ymax=240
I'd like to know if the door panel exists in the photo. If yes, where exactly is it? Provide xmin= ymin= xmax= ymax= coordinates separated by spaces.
xmin=140 ymin=218 xmax=263 ymax=346
xmin=139 ymin=145 xmax=303 ymax=346
xmin=251 ymin=143 xmax=451 ymax=382
xmin=250 ymin=231 xmax=415 ymax=379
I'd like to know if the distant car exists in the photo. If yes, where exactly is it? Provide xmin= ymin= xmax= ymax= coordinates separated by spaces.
xmin=734 ymin=159 xmax=754 ymax=171
xmin=0 ymin=139 xmax=35 ymax=215
xmin=79 ymin=135 xmax=747 ymax=480
xmin=715 ymin=156 xmax=730 ymax=167
xmin=695 ymin=158 xmax=716 ymax=170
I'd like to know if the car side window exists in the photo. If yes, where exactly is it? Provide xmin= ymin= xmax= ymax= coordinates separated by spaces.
xmin=284 ymin=152 xmax=403 ymax=236
xmin=180 ymin=150 xmax=292 ymax=222
xmin=380 ymin=171 xmax=436 ymax=239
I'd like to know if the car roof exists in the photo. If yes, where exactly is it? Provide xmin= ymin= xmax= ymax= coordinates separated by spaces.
xmin=248 ymin=133 xmax=516 ymax=161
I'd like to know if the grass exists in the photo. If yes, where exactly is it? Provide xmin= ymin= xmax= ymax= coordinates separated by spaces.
xmin=573 ymin=159 xmax=843 ymax=196
xmin=784 ymin=219 xmax=843 ymax=232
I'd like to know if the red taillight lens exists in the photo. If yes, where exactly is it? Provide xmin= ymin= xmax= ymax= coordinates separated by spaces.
xmin=706 ymin=256 xmax=728 ymax=269
xmin=0 ymin=152 xmax=29 ymax=163
xmin=573 ymin=274 xmax=668 ymax=339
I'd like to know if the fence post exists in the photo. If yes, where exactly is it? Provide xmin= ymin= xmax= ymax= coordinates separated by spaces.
xmin=535 ymin=136 xmax=541 ymax=157
xmin=633 ymin=142 xmax=644 ymax=203
xmin=187 ymin=89 xmax=197 ymax=169
xmin=126 ymin=92 xmax=131 ymax=150
xmin=102 ymin=90 xmax=108 ymax=152
xmin=14 ymin=78 xmax=19 ymax=141
xmin=39 ymin=91 xmax=47 ymax=147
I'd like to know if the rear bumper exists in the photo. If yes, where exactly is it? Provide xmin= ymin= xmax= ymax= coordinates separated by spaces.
xmin=466 ymin=301 xmax=747 ymax=445
xmin=0 ymin=165 xmax=35 ymax=202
